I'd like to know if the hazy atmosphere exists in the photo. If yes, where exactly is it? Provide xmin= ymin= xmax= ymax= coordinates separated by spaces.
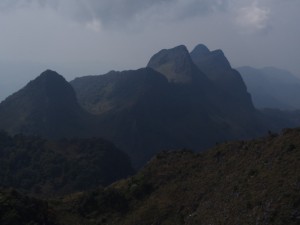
xmin=0 ymin=0 xmax=299 ymax=101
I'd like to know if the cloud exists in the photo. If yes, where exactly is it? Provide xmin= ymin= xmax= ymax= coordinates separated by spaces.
xmin=0 ymin=0 xmax=230 ymax=28
xmin=159 ymin=0 xmax=229 ymax=20
xmin=235 ymin=1 xmax=271 ymax=34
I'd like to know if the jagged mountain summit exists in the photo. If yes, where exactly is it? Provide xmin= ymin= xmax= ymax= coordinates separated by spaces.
xmin=190 ymin=44 xmax=253 ymax=110
xmin=147 ymin=45 xmax=207 ymax=83
xmin=190 ymin=44 xmax=232 ymax=72
xmin=0 ymin=70 xmax=96 ymax=138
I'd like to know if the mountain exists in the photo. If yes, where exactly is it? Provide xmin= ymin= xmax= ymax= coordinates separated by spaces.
xmin=0 ymin=70 xmax=96 ymax=138
xmin=0 ymin=45 xmax=293 ymax=168
xmin=237 ymin=66 xmax=300 ymax=110
xmin=0 ymin=131 xmax=134 ymax=196
xmin=71 ymin=68 xmax=179 ymax=166
xmin=15 ymin=127 xmax=299 ymax=225
xmin=71 ymin=68 xmax=169 ymax=116
xmin=0 ymin=188 xmax=57 ymax=225
xmin=190 ymin=44 xmax=253 ymax=110
xmin=147 ymin=45 xmax=207 ymax=83
xmin=190 ymin=44 xmax=232 ymax=73
xmin=71 ymin=44 xmax=272 ymax=167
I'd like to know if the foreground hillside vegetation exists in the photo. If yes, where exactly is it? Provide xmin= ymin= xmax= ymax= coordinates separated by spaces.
xmin=0 ymin=129 xmax=300 ymax=225
xmin=0 ymin=131 xmax=134 ymax=197
xmin=62 ymin=128 xmax=300 ymax=225
xmin=0 ymin=188 xmax=57 ymax=225
xmin=2 ymin=128 xmax=298 ymax=225
xmin=57 ymin=128 xmax=299 ymax=225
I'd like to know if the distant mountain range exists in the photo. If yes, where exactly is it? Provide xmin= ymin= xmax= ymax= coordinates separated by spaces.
xmin=0 ymin=44 xmax=298 ymax=167
xmin=238 ymin=66 xmax=300 ymax=110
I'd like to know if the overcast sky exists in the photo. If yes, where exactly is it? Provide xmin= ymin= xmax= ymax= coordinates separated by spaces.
xmin=0 ymin=0 xmax=299 ymax=101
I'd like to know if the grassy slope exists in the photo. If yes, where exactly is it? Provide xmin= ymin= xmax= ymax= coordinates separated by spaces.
xmin=1 ymin=128 xmax=299 ymax=225
xmin=60 ymin=128 xmax=300 ymax=225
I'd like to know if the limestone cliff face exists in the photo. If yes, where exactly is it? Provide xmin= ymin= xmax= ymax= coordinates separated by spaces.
xmin=147 ymin=45 xmax=207 ymax=83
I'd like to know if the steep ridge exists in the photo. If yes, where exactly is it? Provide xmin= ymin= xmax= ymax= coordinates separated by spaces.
xmin=147 ymin=45 xmax=208 ymax=83
xmin=71 ymin=68 xmax=169 ymax=115
xmin=190 ymin=44 xmax=253 ymax=110
xmin=190 ymin=44 xmax=232 ymax=72
xmin=72 ymin=67 xmax=210 ymax=167
xmin=0 ymin=70 xmax=96 ymax=138
xmin=53 ymin=128 xmax=300 ymax=225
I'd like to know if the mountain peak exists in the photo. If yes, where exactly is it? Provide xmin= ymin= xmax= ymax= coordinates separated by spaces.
xmin=20 ymin=70 xmax=75 ymax=103
xmin=190 ymin=44 xmax=210 ymax=57
xmin=0 ymin=70 xmax=86 ymax=138
xmin=147 ymin=45 xmax=198 ymax=83
xmin=35 ymin=69 xmax=66 ymax=84
xmin=190 ymin=45 xmax=231 ymax=71
xmin=40 ymin=69 xmax=59 ymax=76
xmin=147 ymin=45 xmax=191 ymax=67
xmin=169 ymin=44 xmax=189 ymax=52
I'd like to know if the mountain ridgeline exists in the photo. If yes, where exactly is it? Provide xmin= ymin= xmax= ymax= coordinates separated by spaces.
xmin=0 ymin=44 xmax=294 ymax=167
xmin=71 ymin=44 xmax=273 ymax=166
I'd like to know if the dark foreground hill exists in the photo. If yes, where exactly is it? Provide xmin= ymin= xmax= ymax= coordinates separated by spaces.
xmin=58 ymin=128 xmax=300 ymax=225
xmin=0 ymin=188 xmax=57 ymax=225
xmin=0 ymin=131 xmax=134 ymax=196
xmin=2 ymin=127 xmax=300 ymax=225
